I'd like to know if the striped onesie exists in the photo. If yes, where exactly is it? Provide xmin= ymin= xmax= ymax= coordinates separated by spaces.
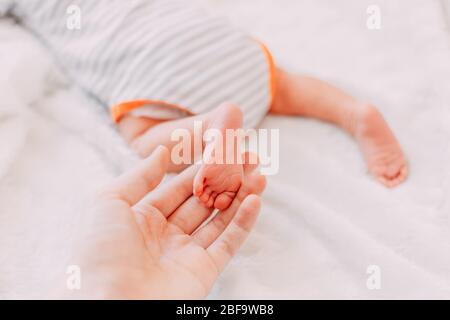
xmin=0 ymin=0 xmax=276 ymax=128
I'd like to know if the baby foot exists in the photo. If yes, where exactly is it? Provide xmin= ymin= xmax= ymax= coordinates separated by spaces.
xmin=355 ymin=105 xmax=408 ymax=188
xmin=194 ymin=161 xmax=243 ymax=211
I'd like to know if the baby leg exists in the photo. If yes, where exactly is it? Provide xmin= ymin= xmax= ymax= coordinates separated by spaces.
xmin=118 ymin=103 xmax=244 ymax=209
xmin=272 ymin=69 xmax=408 ymax=187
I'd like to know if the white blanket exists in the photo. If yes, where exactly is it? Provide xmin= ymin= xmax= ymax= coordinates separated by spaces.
xmin=1 ymin=0 xmax=450 ymax=299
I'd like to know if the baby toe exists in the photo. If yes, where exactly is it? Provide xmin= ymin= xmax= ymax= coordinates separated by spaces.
xmin=200 ymin=187 xmax=212 ymax=203
xmin=377 ymin=176 xmax=391 ymax=187
xmin=214 ymin=192 xmax=235 ymax=211
xmin=386 ymin=178 xmax=399 ymax=188
xmin=206 ymin=194 xmax=215 ymax=208
xmin=400 ymin=163 xmax=409 ymax=179
xmin=385 ymin=166 xmax=401 ymax=179
xmin=393 ymin=165 xmax=409 ymax=185
xmin=193 ymin=173 xmax=206 ymax=196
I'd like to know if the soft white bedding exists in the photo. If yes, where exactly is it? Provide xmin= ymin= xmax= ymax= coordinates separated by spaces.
xmin=1 ymin=0 xmax=450 ymax=299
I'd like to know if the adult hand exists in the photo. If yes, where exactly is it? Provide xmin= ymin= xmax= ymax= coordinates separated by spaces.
xmin=63 ymin=146 xmax=265 ymax=299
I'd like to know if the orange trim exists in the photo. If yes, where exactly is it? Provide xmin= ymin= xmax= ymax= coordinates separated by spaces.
xmin=111 ymin=99 xmax=194 ymax=123
xmin=257 ymin=41 xmax=277 ymax=109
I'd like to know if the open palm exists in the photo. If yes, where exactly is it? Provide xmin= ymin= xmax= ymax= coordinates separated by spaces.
xmin=71 ymin=147 xmax=265 ymax=299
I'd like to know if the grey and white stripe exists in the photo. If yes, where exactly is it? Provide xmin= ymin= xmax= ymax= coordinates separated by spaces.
xmin=3 ymin=0 xmax=272 ymax=128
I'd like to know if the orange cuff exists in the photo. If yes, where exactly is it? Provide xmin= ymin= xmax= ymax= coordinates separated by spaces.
xmin=111 ymin=99 xmax=193 ymax=123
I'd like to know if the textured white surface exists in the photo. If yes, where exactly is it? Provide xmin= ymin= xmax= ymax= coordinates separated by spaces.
xmin=1 ymin=0 xmax=450 ymax=299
